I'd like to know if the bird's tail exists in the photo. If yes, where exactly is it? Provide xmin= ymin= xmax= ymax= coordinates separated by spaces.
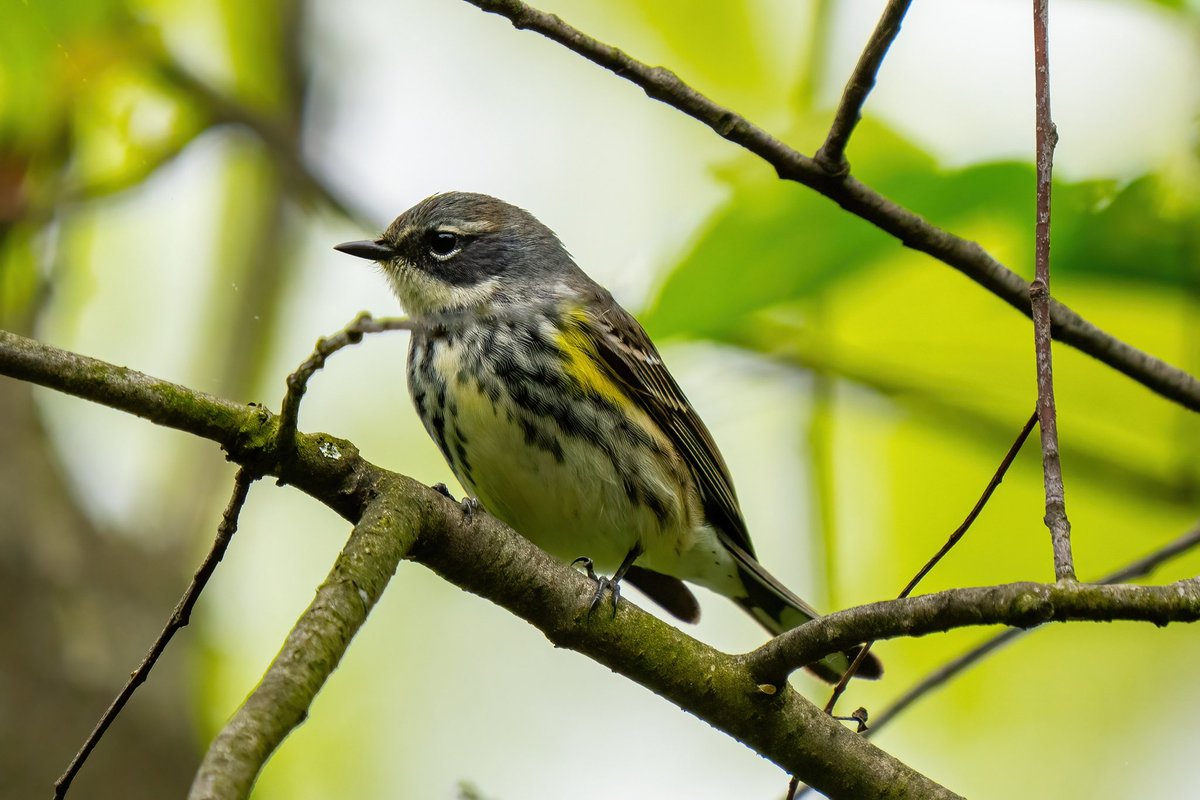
xmin=731 ymin=551 xmax=883 ymax=684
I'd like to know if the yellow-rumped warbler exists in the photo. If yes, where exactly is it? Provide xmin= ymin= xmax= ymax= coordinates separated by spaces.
xmin=336 ymin=192 xmax=880 ymax=682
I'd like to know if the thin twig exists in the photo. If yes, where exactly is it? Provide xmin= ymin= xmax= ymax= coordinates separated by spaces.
xmin=899 ymin=411 xmax=1039 ymax=598
xmin=820 ymin=410 xmax=1038 ymax=713
xmin=275 ymin=303 xmax=564 ymax=454
xmin=275 ymin=314 xmax=415 ymax=454
xmin=53 ymin=468 xmax=259 ymax=799
xmin=1100 ymin=527 xmax=1200 ymax=584
xmin=1031 ymin=0 xmax=1075 ymax=581
xmin=814 ymin=0 xmax=914 ymax=174
xmin=460 ymin=0 xmax=1200 ymax=413
xmin=866 ymin=519 xmax=1200 ymax=738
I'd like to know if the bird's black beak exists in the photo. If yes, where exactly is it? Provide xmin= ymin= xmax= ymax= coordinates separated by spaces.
xmin=334 ymin=240 xmax=398 ymax=261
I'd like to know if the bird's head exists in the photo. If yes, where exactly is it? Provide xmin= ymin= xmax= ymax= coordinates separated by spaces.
xmin=335 ymin=192 xmax=577 ymax=317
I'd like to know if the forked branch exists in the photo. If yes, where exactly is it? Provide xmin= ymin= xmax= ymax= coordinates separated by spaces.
xmin=814 ymin=0 xmax=914 ymax=173
xmin=460 ymin=0 xmax=1200 ymax=414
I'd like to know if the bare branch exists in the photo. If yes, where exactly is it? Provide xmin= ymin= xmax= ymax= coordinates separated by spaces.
xmin=794 ymin=523 xmax=1200 ymax=800
xmin=0 ymin=330 xmax=960 ymax=799
xmin=54 ymin=468 xmax=258 ymax=799
xmin=460 ymin=0 xmax=1200 ymax=413
xmin=5 ymin=331 xmax=1199 ymax=797
xmin=815 ymin=0 xmax=914 ymax=174
xmin=1031 ymin=0 xmax=1075 ymax=581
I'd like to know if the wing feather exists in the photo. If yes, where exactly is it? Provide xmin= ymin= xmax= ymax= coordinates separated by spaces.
xmin=578 ymin=293 xmax=758 ymax=558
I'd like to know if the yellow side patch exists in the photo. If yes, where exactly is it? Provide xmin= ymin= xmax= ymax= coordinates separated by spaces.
xmin=555 ymin=306 xmax=631 ymax=408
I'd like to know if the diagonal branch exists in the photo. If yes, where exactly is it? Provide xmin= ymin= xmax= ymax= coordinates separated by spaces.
xmin=277 ymin=313 xmax=415 ymax=455
xmin=54 ymin=467 xmax=259 ymax=799
xmin=820 ymin=410 xmax=1038 ymax=708
xmin=814 ymin=0 xmax=914 ymax=174
xmin=459 ymin=0 xmax=1200 ymax=414
xmin=189 ymin=487 xmax=419 ymax=799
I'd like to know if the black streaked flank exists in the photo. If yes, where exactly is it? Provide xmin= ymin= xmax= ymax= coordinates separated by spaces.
xmin=518 ymin=417 xmax=564 ymax=463
xmin=429 ymin=411 xmax=451 ymax=465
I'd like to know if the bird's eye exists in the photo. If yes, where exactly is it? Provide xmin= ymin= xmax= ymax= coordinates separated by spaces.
xmin=428 ymin=231 xmax=460 ymax=258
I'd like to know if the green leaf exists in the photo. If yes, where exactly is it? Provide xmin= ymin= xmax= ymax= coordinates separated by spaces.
xmin=1054 ymin=175 xmax=1196 ymax=287
xmin=644 ymin=121 xmax=1198 ymax=342
xmin=642 ymin=122 xmax=934 ymax=339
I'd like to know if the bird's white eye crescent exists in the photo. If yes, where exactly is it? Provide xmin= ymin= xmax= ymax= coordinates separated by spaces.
xmin=428 ymin=230 xmax=461 ymax=259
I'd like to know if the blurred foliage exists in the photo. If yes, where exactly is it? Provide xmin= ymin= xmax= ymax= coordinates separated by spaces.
xmin=1 ymin=0 xmax=317 ymax=797
xmin=1 ymin=0 xmax=1198 ymax=799
xmin=645 ymin=123 xmax=1199 ymax=340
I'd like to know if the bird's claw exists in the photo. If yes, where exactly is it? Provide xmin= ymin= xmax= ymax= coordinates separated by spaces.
xmin=460 ymin=496 xmax=480 ymax=520
xmin=571 ymin=557 xmax=620 ymax=618
xmin=431 ymin=483 xmax=480 ymax=519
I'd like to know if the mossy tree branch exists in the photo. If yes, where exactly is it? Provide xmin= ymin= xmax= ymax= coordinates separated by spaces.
xmin=1 ymin=329 xmax=957 ymax=799
xmin=189 ymin=486 xmax=420 ymax=800
xmin=4 ymin=330 xmax=1199 ymax=797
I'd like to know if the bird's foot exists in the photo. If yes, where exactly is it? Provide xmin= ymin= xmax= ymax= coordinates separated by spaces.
xmin=431 ymin=483 xmax=480 ymax=519
xmin=832 ymin=707 xmax=870 ymax=734
xmin=571 ymin=556 xmax=621 ymax=618
xmin=460 ymin=496 xmax=480 ymax=520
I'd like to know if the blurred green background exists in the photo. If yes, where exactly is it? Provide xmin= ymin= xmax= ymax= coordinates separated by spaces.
xmin=2 ymin=0 xmax=1198 ymax=798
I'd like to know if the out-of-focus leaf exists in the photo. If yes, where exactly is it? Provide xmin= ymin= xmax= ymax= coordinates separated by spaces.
xmin=638 ymin=178 xmax=894 ymax=340
xmin=644 ymin=120 xmax=1199 ymax=342
xmin=617 ymin=0 xmax=766 ymax=96
xmin=566 ymin=0 xmax=810 ymax=119
xmin=0 ymin=0 xmax=127 ymax=146
xmin=893 ymin=164 xmax=1197 ymax=288
xmin=1054 ymin=175 xmax=1197 ymax=287
xmin=71 ymin=62 xmax=205 ymax=192
xmin=642 ymin=122 xmax=934 ymax=339
xmin=1 ymin=4 xmax=207 ymax=214
xmin=217 ymin=0 xmax=293 ymax=112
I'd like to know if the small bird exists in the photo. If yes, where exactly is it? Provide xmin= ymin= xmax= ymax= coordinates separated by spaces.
xmin=336 ymin=192 xmax=880 ymax=682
